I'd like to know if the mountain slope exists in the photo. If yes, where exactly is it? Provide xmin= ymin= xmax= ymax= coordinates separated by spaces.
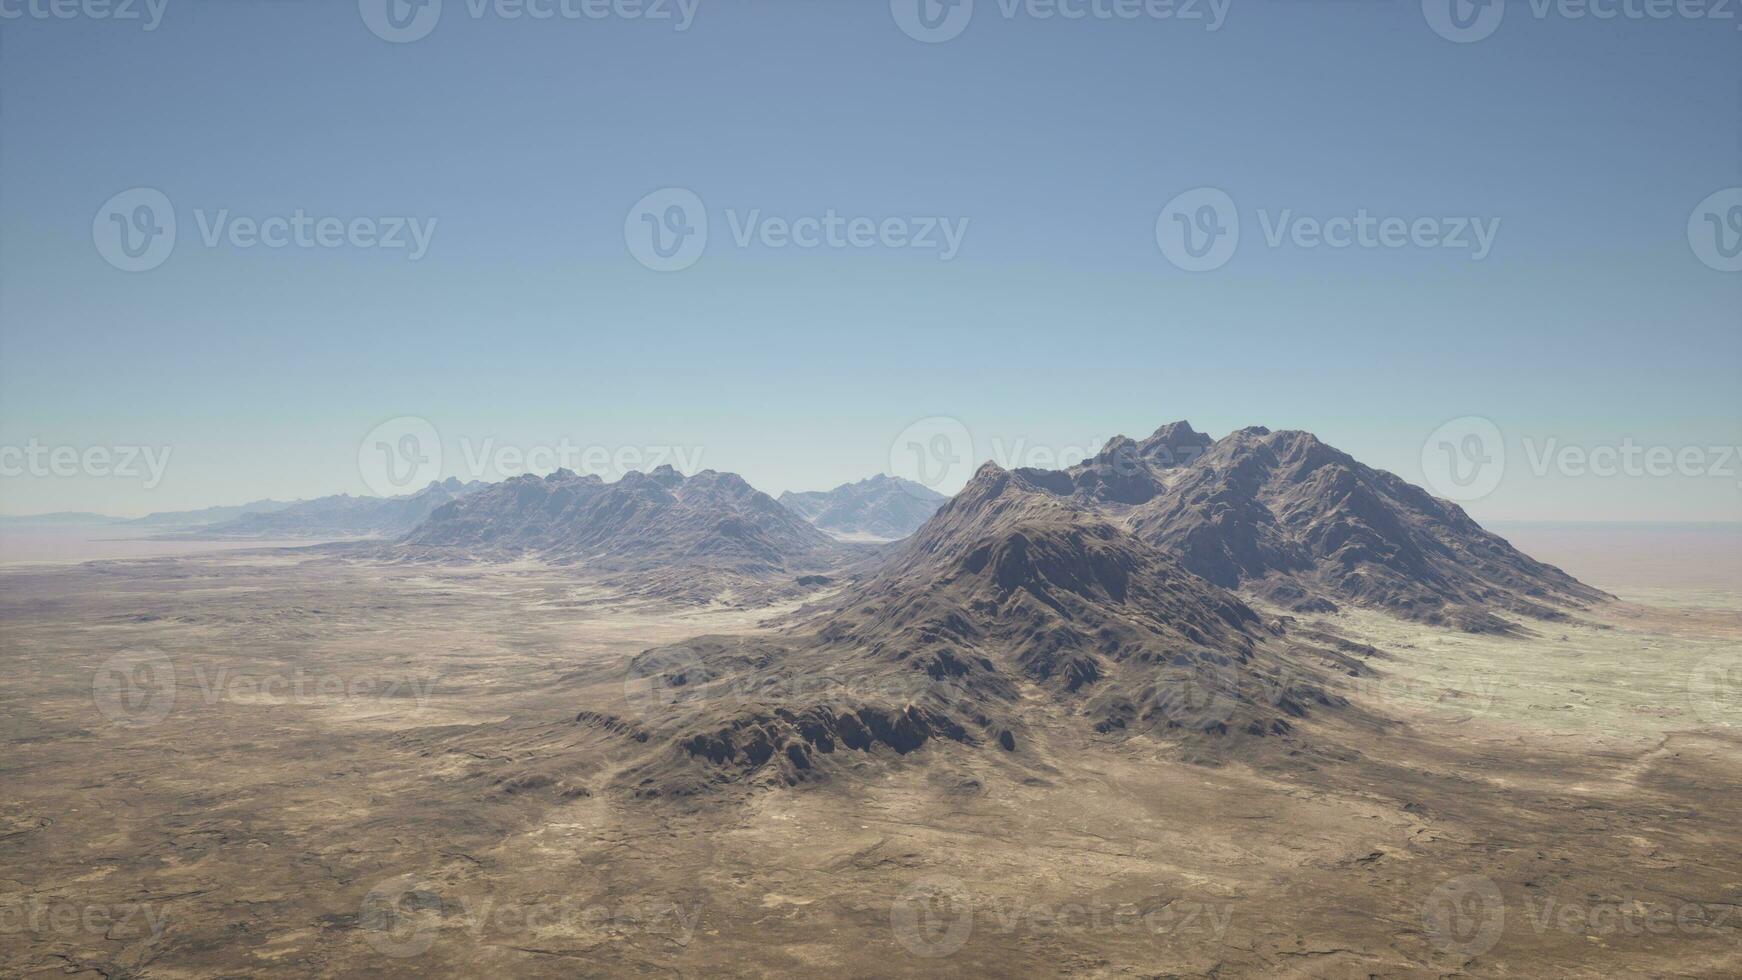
xmin=606 ymin=462 xmax=1359 ymax=794
xmin=401 ymin=467 xmax=849 ymax=583
xmin=1069 ymin=422 xmax=1608 ymax=630
xmin=778 ymin=474 xmax=947 ymax=540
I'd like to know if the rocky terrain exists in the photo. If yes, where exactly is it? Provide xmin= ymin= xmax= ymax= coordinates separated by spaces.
xmin=4 ymin=532 xmax=1732 ymax=979
xmin=778 ymin=474 xmax=947 ymax=541
xmin=565 ymin=461 xmax=1375 ymax=798
xmin=1038 ymin=421 xmax=1609 ymax=631
xmin=399 ymin=467 xmax=861 ymax=603
xmin=453 ymin=421 xmax=1612 ymax=799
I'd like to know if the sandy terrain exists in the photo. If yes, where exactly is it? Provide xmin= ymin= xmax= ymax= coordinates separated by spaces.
xmin=1 ymin=531 xmax=1738 ymax=978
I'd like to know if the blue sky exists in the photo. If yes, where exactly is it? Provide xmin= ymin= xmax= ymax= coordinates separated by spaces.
xmin=2 ymin=0 xmax=1739 ymax=520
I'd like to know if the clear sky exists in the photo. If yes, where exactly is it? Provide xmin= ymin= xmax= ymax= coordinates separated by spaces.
xmin=1 ymin=0 xmax=1738 ymax=521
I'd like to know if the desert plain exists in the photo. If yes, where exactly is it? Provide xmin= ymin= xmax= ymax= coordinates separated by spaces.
xmin=1 ymin=525 xmax=1738 ymax=979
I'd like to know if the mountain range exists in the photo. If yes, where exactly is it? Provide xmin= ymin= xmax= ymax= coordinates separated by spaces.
xmin=128 ymin=497 xmax=296 ymax=527
xmin=777 ymin=474 xmax=948 ymax=541
xmin=537 ymin=420 xmax=1607 ymax=794
xmin=180 ymin=478 xmax=484 ymax=539
xmin=1043 ymin=421 xmax=1606 ymax=631
xmin=400 ymin=466 xmax=857 ymax=602
xmin=580 ymin=457 xmax=1373 ymax=795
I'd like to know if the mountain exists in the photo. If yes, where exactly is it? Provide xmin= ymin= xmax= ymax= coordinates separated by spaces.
xmin=0 ymin=512 xmax=119 ymax=525
xmin=128 ymin=497 xmax=295 ymax=527
xmin=573 ymin=420 xmax=1607 ymax=793
xmin=400 ymin=467 xmax=853 ymax=599
xmin=1060 ymin=422 xmax=1607 ymax=631
xmin=598 ymin=461 xmax=1363 ymax=794
xmin=182 ymin=479 xmax=483 ymax=539
xmin=778 ymin=474 xmax=948 ymax=540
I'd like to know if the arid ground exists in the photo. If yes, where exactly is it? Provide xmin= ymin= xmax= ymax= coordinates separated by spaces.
xmin=2 ymin=527 xmax=1738 ymax=978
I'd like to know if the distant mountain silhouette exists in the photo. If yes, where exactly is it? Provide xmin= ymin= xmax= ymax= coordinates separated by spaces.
xmin=183 ymin=478 xmax=483 ymax=539
xmin=401 ymin=467 xmax=856 ymax=602
xmin=128 ymin=497 xmax=295 ymax=527
xmin=779 ymin=474 xmax=947 ymax=540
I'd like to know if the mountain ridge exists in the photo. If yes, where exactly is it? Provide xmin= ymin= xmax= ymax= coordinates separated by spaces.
xmin=778 ymin=473 xmax=948 ymax=541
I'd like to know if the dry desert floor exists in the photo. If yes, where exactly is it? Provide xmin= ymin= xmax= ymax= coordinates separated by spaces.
xmin=1 ymin=529 xmax=1739 ymax=978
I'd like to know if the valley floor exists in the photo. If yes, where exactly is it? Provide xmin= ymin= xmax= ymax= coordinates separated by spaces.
xmin=1 ymin=546 xmax=1738 ymax=978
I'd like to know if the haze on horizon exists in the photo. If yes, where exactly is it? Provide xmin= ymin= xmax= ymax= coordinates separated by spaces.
xmin=2 ymin=2 xmax=1739 ymax=523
